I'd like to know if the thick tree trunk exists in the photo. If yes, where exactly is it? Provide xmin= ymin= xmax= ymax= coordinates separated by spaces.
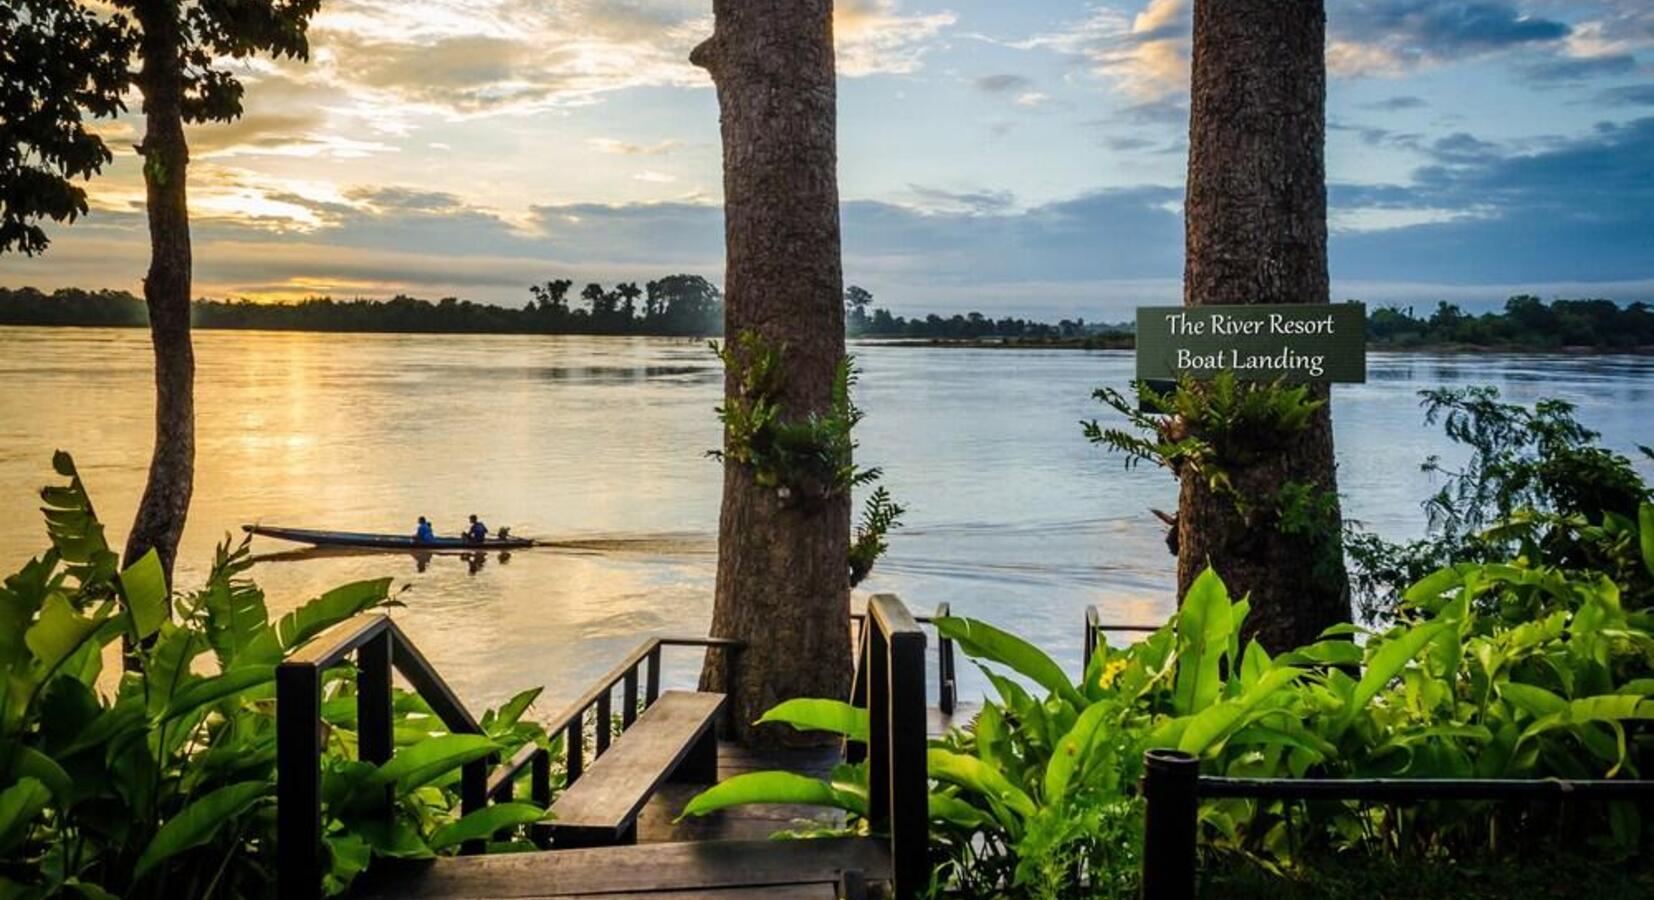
xmin=124 ymin=4 xmax=194 ymax=585
xmin=1179 ymin=0 xmax=1349 ymax=651
xmin=692 ymin=0 xmax=851 ymax=746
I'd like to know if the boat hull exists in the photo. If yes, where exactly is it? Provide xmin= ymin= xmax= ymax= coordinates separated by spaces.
xmin=242 ymin=524 xmax=534 ymax=550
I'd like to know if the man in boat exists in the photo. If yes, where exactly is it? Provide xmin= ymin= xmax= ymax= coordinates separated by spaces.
xmin=414 ymin=516 xmax=435 ymax=543
xmin=466 ymin=514 xmax=488 ymax=543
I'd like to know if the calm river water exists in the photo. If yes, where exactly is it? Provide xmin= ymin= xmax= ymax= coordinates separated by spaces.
xmin=1 ymin=327 xmax=1649 ymax=708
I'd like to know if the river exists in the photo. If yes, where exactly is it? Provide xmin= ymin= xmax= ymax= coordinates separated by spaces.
xmin=1 ymin=327 xmax=1649 ymax=709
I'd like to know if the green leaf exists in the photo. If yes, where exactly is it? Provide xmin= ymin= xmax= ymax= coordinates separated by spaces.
xmin=1404 ymin=566 xmax=1464 ymax=607
xmin=926 ymin=748 xmax=1036 ymax=819
xmin=1497 ymin=682 xmax=1568 ymax=719
xmin=116 ymin=550 xmax=169 ymax=640
xmin=134 ymin=781 xmax=269 ymax=880
xmin=1043 ymin=699 xmax=1114 ymax=803
xmin=276 ymin=579 xmax=392 ymax=650
xmin=358 ymin=734 xmax=499 ymax=802
xmin=484 ymin=687 xmax=542 ymax=737
xmin=25 ymin=593 xmax=105 ymax=677
xmin=1173 ymin=568 xmax=1233 ymax=715
xmin=757 ymin=699 xmax=869 ymax=743
xmin=1178 ymin=667 xmax=1304 ymax=756
xmin=929 ymin=792 xmax=993 ymax=828
xmin=679 ymin=772 xmax=861 ymax=819
xmin=936 ymin=617 xmax=1082 ymax=707
xmin=9 ymin=746 xmax=72 ymax=801
xmin=0 ymin=778 xmax=50 ymax=855
xmin=159 ymin=665 xmax=276 ymax=723
xmin=1337 ymin=622 xmax=1448 ymax=731
xmin=428 ymin=802 xmax=549 ymax=851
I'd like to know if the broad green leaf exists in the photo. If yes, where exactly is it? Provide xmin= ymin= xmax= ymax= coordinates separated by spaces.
xmin=9 ymin=746 xmax=72 ymax=801
xmin=429 ymin=802 xmax=548 ymax=851
xmin=757 ymin=699 xmax=869 ymax=742
xmin=484 ymin=687 xmax=542 ymax=737
xmin=1337 ymin=622 xmax=1448 ymax=731
xmin=1173 ymin=568 xmax=1233 ymax=715
xmin=134 ymin=781 xmax=269 ymax=880
xmin=276 ymin=578 xmax=393 ymax=650
xmin=349 ymin=817 xmax=433 ymax=859
xmin=159 ymin=665 xmax=276 ymax=723
xmin=926 ymin=748 xmax=1035 ymax=819
xmin=1497 ymin=682 xmax=1568 ymax=719
xmin=25 ymin=594 xmax=105 ymax=677
xmin=1404 ymin=566 xmax=1464 ymax=607
xmin=1178 ymin=667 xmax=1304 ymax=756
xmin=937 ymin=617 xmax=1082 ymax=707
xmin=929 ymin=792 xmax=993 ymax=828
xmin=360 ymin=734 xmax=500 ymax=800
xmin=116 ymin=550 xmax=169 ymax=640
xmin=1043 ymin=699 xmax=1114 ymax=803
xmin=0 ymin=778 xmax=50 ymax=854
xmin=142 ymin=625 xmax=203 ymax=718
xmin=679 ymin=771 xmax=861 ymax=819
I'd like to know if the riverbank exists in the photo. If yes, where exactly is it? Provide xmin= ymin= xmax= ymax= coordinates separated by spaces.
xmin=861 ymin=335 xmax=1654 ymax=354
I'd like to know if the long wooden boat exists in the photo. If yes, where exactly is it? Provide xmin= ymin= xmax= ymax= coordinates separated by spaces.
xmin=242 ymin=524 xmax=534 ymax=550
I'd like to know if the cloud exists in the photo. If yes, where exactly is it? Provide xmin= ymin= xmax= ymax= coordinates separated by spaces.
xmin=1329 ymin=1 xmax=1570 ymax=76
xmin=1596 ymin=83 xmax=1654 ymax=106
xmin=1015 ymin=0 xmax=1189 ymax=100
xmin=1520 ymin=52 xmax=1636 ymax=82
xmin=905 ymin=185 xmax=1018 ymax=214
xmin=974 ymin=73 xmax=1032 ymax=93
xmin=588 ymin=138 xmax=681 ymax=156
xmin=1359 ymin=94 xmax=1428 ymax=111
xmin=835 ymin=0 xmax=957 ymax=77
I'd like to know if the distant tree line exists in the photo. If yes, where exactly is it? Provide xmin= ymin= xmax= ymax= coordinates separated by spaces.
xmin=2 ymin=285 xmax=1649 ymax=349
xmin=1367 ymin=296 xmax=1654 ymax=350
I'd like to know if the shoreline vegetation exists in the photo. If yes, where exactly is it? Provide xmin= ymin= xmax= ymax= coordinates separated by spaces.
xmin=2 ymin=284 xmax=1652 ymax=353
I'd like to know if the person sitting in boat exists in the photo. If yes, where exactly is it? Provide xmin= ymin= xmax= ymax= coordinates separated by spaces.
xmin=466 ymin=514 xmax=488 ymax=543
xmin=414 ymin=516 xmax=435 ymax=543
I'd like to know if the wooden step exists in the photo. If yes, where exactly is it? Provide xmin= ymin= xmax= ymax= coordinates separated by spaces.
xmin=351 ymin=836 xmax=890 ymax=899
xmin=549 ymin=690 xmax=725 ymax=848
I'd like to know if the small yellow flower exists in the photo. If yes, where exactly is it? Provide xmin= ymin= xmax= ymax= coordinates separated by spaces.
xmin=1098 ymin=658 xmax=1128 ymax=690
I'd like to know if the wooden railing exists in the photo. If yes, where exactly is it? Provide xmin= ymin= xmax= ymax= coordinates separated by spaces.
xmin=540 ymin=635 xmax=741 ymax=787
xmin=852 ymin=599 xmax=957 ymax=715
xmin=276 ymin=614 xmax=549 ymax=898
xmin=854 ymin=593 xmax=930 ymax=900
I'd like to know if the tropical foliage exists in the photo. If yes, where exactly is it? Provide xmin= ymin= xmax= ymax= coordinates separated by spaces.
xmin=681 ymin=553 xmax=1654 ymax=898
xmin=0 ymin=454 xmax=554 ymax=898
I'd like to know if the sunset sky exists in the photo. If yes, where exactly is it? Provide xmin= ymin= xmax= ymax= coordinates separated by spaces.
xmin=2 ymin=0 xmax=1651 ymax=319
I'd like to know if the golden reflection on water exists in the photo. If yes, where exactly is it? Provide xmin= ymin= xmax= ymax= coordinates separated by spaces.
xmin=3 ymin=327 xmax=1652 ymax=707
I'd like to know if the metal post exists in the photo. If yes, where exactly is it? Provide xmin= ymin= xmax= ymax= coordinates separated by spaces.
xmin=1141 ymin=749 xmax=1199 ymax=900
xmin=460 ymin=758 xmax=488 ymax=855
xmin=622 ymin=667 xmax=639 ymax=728
xmin=887 ymin=616 xmax=929 ymax=899
xmin=357 ymin=630 xmax=394 ymax=821
xmin=645 ymin=645 xmax=662 ymax=706
xmin=596 ymin=689 xmax=612 ymax=755
xmin=1084 ymin=606 xmax=1101 ymax=672
xmin=276 ymin=663 xmax=322 ymax=900
xmin=865 ymin=618 xmax=891 ymax=828
xmin=531 ymin=748 xmax=553 ymax=847
xmin=565 ymin=714 xmax=584 ymax=784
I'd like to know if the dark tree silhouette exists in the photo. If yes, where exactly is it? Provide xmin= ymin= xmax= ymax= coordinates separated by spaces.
xmin=692 ymin=0 xmax=851 ymax=745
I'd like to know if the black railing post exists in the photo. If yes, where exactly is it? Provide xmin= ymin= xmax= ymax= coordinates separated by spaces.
xmin=460 ymin=758 xmax=488 ymax=855
xmin=357 ymin=630 xmax=394 ymax=821
xmin=645 ymin=645 xmax=662 ymax=706
xmin=566 ymin=713 xmax=584 ymax=784
xmin=934 ymin=602 xmax=956 ymax=716
xmin=622 ymin=667 xmax=639 ymax=728
xmin=595 ymin=689 xmax=612 ymax=755
xmin=884 ymin=599 xmax=929 ymax=900
xmin=1142 ymin=749 xmax=1199 ymax=900
xmin=276 ymin=662 xmax=322 ymax=900
xmin=1084 ymin=605 xmax=1101 ymax=672
xmin=531 ymin=748 xmax=553 ymax=847
xmin=865 ymin=617 xmax=891 ymax=826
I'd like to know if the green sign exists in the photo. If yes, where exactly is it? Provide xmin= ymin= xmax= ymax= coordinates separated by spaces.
xmin=1135 ymin=303 xmax=1366 ymax=383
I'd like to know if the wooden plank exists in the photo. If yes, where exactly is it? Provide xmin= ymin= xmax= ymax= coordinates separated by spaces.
xmin=353 ymin=837 xmax=890 ymax=899
xmin=549 ymin=691 xmax=725 ymax=844
xmin=447 ymin=886 xmax=837 ymax=900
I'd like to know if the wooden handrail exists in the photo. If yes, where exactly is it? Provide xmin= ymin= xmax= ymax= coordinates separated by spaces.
xmin=859 ymin=593 xmax=928 ymax=900
xmin=1083 ymin=604 xmax=1160 ymax=671
xmin=852 ymin=601 xmax=956 ymax=715
xmin=541 ymin=635 xmax=743 ymax=788
xmin=276 ymin=613 xmax=556 ymax=899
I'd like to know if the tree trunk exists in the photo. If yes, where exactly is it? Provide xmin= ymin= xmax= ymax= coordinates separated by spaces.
xmin=692 ymin=0 xmax=851 ymax=746
xmin=124 ymin=3 xmax=195 ymax=586
xmin=1179 ymin=0 xmax=1349 ymax=651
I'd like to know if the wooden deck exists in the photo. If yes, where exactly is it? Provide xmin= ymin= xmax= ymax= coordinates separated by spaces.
xmin=352 ymin=703 xmax=972 ymax=898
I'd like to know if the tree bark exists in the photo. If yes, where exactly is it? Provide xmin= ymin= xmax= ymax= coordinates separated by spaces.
xmin=124 ymin=2 xmax=195 ymax=586
xmin=1180 ymin=0 xmax=1350 ymax=651
xmin=692 ymin=0 xmax=851 ymax=746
